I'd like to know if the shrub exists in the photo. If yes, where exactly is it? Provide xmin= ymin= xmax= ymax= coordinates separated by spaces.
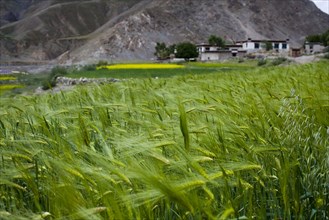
xmin=41 ymin=78 xmax=57 ymax=90
xmin=42 ymin=66 xmax=68 ymax=90
xmin=96 ymin=60 xmax=108 ymax=67
xmin=258 ymin=59 xmax=267 ymax=66
xmin=271 ymin=57 xmax=287 ymax=66
xmin=82 ymin=64 xmax=96 ymax=71
xmin=50 ymin=66 xmax=68 ymax=76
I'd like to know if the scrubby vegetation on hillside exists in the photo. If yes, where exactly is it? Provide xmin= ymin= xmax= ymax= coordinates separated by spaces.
xmin=0 ymin=62 xmax=328 ymax=219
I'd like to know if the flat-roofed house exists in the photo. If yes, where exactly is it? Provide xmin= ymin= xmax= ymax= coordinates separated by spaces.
xmin=304 ymin=42 xmax=325 ymax=54
xmin=197 ymin=43 xmax=246 ymax=61
xmin=235 ymin=38 xmax=290 ymax=54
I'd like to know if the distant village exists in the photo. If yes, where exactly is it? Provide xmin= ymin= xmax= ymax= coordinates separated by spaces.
xmin=156 ymin=30 xmax=328 ymax=62
xmin=196 ymin=38 xmax=325 ymax=61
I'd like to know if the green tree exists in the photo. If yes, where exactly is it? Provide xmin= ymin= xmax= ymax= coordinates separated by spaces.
xmin=167 ymin=44 xmax=176 ymax=55
xmin=321 ymin=29 xmax=329 ymax=46
xmin=306 ymin=35 xmax=322 ymax=43
xmin=306 ymin=29 xmax=329 ymax=46
xmin=175 ymin=42 xmax=198 ymax=60
xmin=208 ymin=35 xmax=225 ymax=47
xmin=264 ymin=41 xmax=273 ymax=51
xmin=154 ymin=42 xmax=170 ymax=59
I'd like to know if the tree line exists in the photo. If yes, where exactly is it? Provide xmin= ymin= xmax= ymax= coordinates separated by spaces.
xmin=306 ymin=29 xmax=329 ymax=46
xmin=154 ymin=35 xmax=225 ymax=60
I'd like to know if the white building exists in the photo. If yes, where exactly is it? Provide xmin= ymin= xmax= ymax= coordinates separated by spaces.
xmin=197 ymin=43 xmax=246 ymax=61
xmin=197 ymin=44 xmax=221 ymax=53
xmin=235 ymin=38 xmax=290 ymax=54
xmin=304 ymin=42 xmax=326 ymax=54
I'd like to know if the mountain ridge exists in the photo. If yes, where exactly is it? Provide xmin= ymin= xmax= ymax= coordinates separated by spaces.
xmin=1 ymin=0 xmax=329 ymax=64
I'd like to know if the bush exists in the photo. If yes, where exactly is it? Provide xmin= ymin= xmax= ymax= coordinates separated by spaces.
xmin=82 ymin=64 xmax=96 ymax=71
xmin=42 ymin=66 xmax=68 ymax=90
xmin=258 ymin=59 xmax=267 ymax=66
xmin=96 ymin=60 xmax=108 ymax=67
xmin=50 ymin=66 xmax=68 ymax=76
xmin=271 ymin=57 xmax=287 ymax=66
xmin=42 ymin=78 xmax=57 ymax=90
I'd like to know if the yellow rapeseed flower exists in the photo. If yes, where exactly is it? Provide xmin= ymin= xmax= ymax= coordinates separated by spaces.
xmin=0 ymin=84 xmax=23 ymax=91
xmin=0 ymin=76 xmax=17 ymax=81
xmin=97 ymin=63 xmax=185 ymax=70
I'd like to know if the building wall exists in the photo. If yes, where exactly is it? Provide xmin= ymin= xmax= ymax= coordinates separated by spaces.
xmin=200 ymin=51 xmax=246 ymax=61
xmin=200 ymin=53 xmax=220 ymax=61
xmin=305 ymin=43 xmax=325 ymax=54
xmin=243 ymin=42 xmax=256 ymax=50
xmin=240 ymin=41 xmax=289 ymax=54
xmin=198 ymin=46 xmax=219 ymax=53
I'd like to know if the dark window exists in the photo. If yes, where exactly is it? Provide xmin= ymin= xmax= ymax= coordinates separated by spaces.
xmin=282 ymin=43 xmax=287 ymax=49
xmin=205 ymin=47 xmax=210 ymax=51
xmin=274 ymin=43 xmax=279 ymax=49
xmin=255 ymin=43 xmax=260 ymax=49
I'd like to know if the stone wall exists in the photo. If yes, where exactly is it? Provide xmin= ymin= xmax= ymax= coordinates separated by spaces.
xmin=56 ymin=76 xmax=120 ymax=86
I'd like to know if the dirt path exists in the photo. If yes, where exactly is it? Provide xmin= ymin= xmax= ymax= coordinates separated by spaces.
xmin=0 ymin=64 xmax=56 ymax=75
xmin=288 ymin=54 xmax=322 ymax=64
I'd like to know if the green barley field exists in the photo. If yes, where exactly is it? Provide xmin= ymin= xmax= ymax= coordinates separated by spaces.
xmin=0 ymin=61 xmax=328 ymax=219
xmin=67 ymin=62 xmax=256 ymax=79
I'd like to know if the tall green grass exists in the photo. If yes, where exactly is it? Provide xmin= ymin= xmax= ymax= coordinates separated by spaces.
xmin=0 ymin=61 xmax=328 ymax=219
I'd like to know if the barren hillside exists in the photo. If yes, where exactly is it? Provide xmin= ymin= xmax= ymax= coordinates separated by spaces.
xmin=1 ymin=0 xmax=328 ymax=64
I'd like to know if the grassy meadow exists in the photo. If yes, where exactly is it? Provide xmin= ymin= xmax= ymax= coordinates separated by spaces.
xmin=0 ymin=61 xmax=328 ymax=219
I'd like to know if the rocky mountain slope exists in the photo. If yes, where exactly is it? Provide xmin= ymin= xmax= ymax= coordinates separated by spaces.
xmin=1 ymin=0 xmax=329 ymax=64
